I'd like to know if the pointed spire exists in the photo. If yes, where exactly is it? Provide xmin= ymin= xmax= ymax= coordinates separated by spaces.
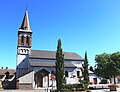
xmin=20 ymin=9 xmax=31 ymax=30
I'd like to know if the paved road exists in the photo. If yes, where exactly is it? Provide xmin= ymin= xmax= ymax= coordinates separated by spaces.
xmin=0 ymin=89 xmax=48 ymax=92
xmin=0 ymin=89 xmax=120 ymax=92
xmin=0 ymin=84 xmax=120 ymax=92
xmin=90 ymin=84 xmax=120 ymax=92
xmin=91 ymin=88 xmax=120 ymax=92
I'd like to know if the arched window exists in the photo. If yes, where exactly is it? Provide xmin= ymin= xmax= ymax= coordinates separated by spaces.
xmin=51 ymin=70 xmax=54 ymax=74
xmin=24 ymin=49 xmax=26 ymax=53
xmin=21 ymin=35 xmax=24 ymax=45
xmin=65 ymin=71 xmax=68 ymax=77
xmin=26 ymin=36 xmax=29 ymax=45
xmin=26 ymin=49 xmax=29 ymax=53
xmin=77 ymin=71 xmax=80 ymax=77
xmin=20 ymin=49 xmax=23 ymax=53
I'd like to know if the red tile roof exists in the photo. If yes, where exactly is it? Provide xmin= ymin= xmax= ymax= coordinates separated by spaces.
xmin=0 ymin=69 xmax=16 ymax=75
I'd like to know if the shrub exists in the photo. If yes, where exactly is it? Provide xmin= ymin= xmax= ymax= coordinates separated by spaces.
xmin=86 ymin=90 xmax=92 ymax=92
xmin=76 ymin=88 xmax=85 ymax=91
xmin=63 ymin=84 xmax=73 ymax=90
xmin=63 ymin=84 xmax=84 ymax=91
xmin=71 ymin=88 xmax=76 ymax=91
xmin=72 ymin=84 xmax=84 ymax=88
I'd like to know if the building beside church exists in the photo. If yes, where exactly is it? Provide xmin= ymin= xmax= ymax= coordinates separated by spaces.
xmin=16 ymin=10 xmax=100 ymax=89
xmin=0 ymin=68 xmax=16 ymax=89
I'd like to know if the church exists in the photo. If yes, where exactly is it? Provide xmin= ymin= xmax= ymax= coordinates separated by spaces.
xmin=16 ymin=10 xmax=95 ymax=89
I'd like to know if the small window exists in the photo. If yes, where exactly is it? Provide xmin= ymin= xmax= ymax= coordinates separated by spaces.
xmin=65 ymin=71 xmax=68 ymax=77
xmin=27 ymin=49 xmax=29 ymax=53
xmin=26 ymin=36 xmax=29 ymax=45
xmin=77 ymin=71 xmax=80 ymax=77
xmin=93 ymin=78 xmax=97 ymax=84
xmin=21 ymin=49 xmax=23 ymax=53
xmin=24 ymin=49 xmax=26 ymax=53
xmin=21 ymin=35 xmax=24 ymax=45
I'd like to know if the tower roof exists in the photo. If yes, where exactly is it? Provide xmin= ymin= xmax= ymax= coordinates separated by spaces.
xmin=19 ymin=10 xmax=31 ymax=31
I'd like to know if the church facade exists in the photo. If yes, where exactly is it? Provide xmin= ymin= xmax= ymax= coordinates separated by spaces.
xmin=16 ymin=10 xmax=85 ymax=89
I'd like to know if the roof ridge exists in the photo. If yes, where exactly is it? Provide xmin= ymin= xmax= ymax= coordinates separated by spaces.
xmin=31 ymin=49 xmax=78 ymax=54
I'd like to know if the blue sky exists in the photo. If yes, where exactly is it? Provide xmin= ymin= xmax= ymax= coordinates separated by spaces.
xmin=0 ymin=0 xmax=120 ymax=69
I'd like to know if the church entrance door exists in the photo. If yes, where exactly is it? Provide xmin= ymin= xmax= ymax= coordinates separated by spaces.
xmin=35 ymin=69 xmax=49 ymax=88
xmin=37 ymin=74 xmax=43 ymax=87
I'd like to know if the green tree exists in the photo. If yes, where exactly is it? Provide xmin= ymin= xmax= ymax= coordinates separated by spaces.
xmin=55 ymin=39 xmax=64 ymax=92
xmin=94 ymin=53 xmax=111 ymax=79
xmin=95 ymin=52 xmax=120 ymax=84
xmin=110 ymin=52 xmax=120 ymax=84
xmin=81 ymin=51 xmax=89 ymax=89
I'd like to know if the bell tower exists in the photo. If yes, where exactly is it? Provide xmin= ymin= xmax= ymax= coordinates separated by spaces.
xmin=17 ymin=9 xmax=32 ymax=55
xmin=16 ymin=9 xmax=32 ymax=79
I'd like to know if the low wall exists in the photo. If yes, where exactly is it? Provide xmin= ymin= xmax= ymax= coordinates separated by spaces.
xmin=19 ymin=83 xmax=32 ymax=89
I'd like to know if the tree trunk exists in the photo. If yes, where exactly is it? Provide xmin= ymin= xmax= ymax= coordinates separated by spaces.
xmin=113 ymin=76 xmax=116 ymax=84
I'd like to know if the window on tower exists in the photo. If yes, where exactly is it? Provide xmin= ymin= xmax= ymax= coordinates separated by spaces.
xmin=26 ymin=36 xmax=29 ymax=45
xmin=21 ymin=35 xmax=24 ymax=45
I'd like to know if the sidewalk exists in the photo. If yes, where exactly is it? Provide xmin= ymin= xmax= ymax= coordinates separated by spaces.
xmin=91 ymin=86 xmax=120 ymax=92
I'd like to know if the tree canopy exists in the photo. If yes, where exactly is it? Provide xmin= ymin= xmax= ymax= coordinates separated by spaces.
xmin=95 ymin=52 xmax=120 ymax=84
xmin=81 ymin=51 xmax=89 ymax=89
xmin=55 ymin=39 xmax=64 ymax=92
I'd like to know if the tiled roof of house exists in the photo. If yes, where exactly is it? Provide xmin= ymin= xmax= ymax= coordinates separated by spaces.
xmin=30 ymin=50 xmax=83 ymax=61
xmin=30 ymin=61 xmax=76 ymax=68
xmin=0 ymin=69 xmax=16 ymax=75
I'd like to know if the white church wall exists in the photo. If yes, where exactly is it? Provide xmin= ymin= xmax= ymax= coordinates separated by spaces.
xmin=19 ymin=71 xmax=34 ymax=84
xmin=32 ymin=61 xmax=83 ymax=87
xmin=43 ymin=76 xmax=48 ymax=87
xmin=71 ymin=61 xmax=83 ymax=68
xmin=32 ymin=66 xmax=80 ymax=86
xmin=72 ymin=68 xmax=82 ymax=78
xmin=33 ymin=67 xmax=80 ymax=78
xmin=16 ymin=54 xmax=31 ymax=78
xmin=66 ymin=77 xmax=79 ymax=84
xmin=65 ymin=68 xmax=81 ymax=84
xmin=17 ymin=55 xmax=27 ymax=67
